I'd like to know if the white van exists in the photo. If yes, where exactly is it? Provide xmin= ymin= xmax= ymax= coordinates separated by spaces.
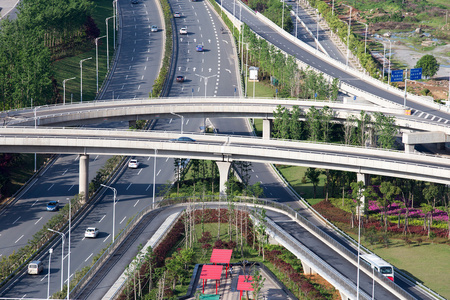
xmin=28 ymin=260 xmax=43 ymax=275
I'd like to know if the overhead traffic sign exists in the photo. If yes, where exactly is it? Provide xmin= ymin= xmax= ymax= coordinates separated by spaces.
xmin=391 ymin=70 xmax=403 ymax=82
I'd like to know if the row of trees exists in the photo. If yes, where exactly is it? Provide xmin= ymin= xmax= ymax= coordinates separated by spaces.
xmin=240 ymin=24 xmax=340 ymax=98
xmin=247 ymin=0 xmax=293 ymax=32
xmin=272 ymin=105 xmax=398 ymax=149
xmin=0 ymin=0 xmax=96 ymax=110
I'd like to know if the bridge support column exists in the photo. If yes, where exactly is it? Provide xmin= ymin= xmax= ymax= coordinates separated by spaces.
xmin=404 ymin=143 xmax=414 ymax=154
xmin=356 ymin=172 xmax=370 ymax=215
xmin=262 ymin=119 xmax=272 ymax=140
xmin=300 ymin=261 xmax=317 ymax=276
xmin=79 ymin=154 xmax=89 ymax=204
xmin=216 ymin=161 xmax=231 ymax=196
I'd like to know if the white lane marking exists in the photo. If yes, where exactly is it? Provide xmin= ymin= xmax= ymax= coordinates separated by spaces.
xmin=169 ymin=118 xmax=173 ymax=124
xmin=145 ymin=184 xmax=152 ymax=191
xmin=255 ymin=175 xmax=259 ymax=178
xmin=47 ymin=184 xmax=54 ymax=191
xmin=40 ymin=275 xmax=48 ymax=282
xmin=225 ymin=69 xmax=231 ymax=73
xmin=120 ymin=217 xmax=126 ymax=224
xmin=62 ymin=169 xmax=68 ymax=176
xmin=31 ymin=199 xmax=39 ymax=207
xmin=35 ymin=217 xmax=42 ymax=225
xmin=134 ymin=200 xmax=140 ymax=207
xmin=68 ymin=185 xmax=74 ymax=191
xmin=13 ymin=217 xmax=21 ymax=224
xmin=144 ymin=66 xmax=147 ymax=70
xmin=147 ymin=157 xmax=151 ymax=161
xmin=94 ymin=155 xmax=99 ymax=161
xmin=21 ymin=295 xmax=26 ymax=299
xmin=85 ymin=253 xmax=93 ymax=262
xmin=165 ymin=157 xmax=169 ymax=162
xmin=186 ymin=119 xmax=190 ymax=125
xmin=82 ymin=236 xmax=85 ymax=241
xmin=157 ymin=169 xmax=161 ymax=176
xmin=137 ymin=169 xmax=143 ymax=175
xmin=99 ymin=215 xmax=106 ymax=223
xmin=126 ymin=183 xmax=132 ymax=190
xmin=15 ymin=235 xmax=24 ymax=243
xmin=103 ymin=234 xmax=110 ymax=243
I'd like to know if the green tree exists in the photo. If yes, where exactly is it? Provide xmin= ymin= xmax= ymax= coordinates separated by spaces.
xmin=414 ymin=54 xmax=439 ymax=78
xmin=379 ymin=181 xmax=401 ymax=232
xmin=373 ymin=112 xmax=398 ymax=149
xmin=305 ymin=167 xmax=321 ymax=198
xmin=305 ymin=106 xmax=321 ymax=141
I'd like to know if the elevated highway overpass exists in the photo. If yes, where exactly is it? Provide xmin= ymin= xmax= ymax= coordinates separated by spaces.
xmin=3 ymin=97 xmax=450 ymax=136
xmin=0 ymin=127 xmax=449 ymax=199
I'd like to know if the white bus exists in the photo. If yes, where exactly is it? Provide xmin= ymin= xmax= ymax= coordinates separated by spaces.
xmin=360 ymin=254 xmax=394 ymax=282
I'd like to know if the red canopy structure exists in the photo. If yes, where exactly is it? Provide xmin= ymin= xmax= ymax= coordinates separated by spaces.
xmin=210 ymin=249 xmax=232 ymax=278
xmin=200 ymin=265 xmax=223 ymax=294
xmin=237 ymin=275 xmax=254 ymax=300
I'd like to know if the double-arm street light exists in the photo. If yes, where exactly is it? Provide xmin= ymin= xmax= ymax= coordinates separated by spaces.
xmin=195 ymin=73 xmax=218 ymax=98
xmin=80 ymin=57 xmax=92 ymax=103
xmin=63 ymin=77 xmax=76 ymax=105
xmin=47 ymin=228 xmax=65 ymax=291
xmin=101 ymin=184 xmax=118 ymax=243
xmin=95 ymin=35 xmax=107 ymax=94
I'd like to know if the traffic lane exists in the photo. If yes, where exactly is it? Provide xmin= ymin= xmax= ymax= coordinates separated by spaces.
xmin=85 ymin=205 xmax=185 ymax=299
xmin=170 ymin=0 xmax=222 ymax=97
xmin=274 ymin=219 xmax=396 ymax=299
xmin=103 ymin=0 xmax=163 ymax=100
xmin=0 ymin=154 xmax=106 ymax=257
xmin=222 ymin=0 xmax=450 ymax=120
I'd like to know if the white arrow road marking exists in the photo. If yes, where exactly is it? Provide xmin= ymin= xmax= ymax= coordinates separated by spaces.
xmin=226 ymin=69 xmax=231 ymax=73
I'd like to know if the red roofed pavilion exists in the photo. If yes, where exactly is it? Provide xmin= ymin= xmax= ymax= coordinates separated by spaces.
xmin=210 ymin=249 xmax=232 ymax=278
xmin=200 ymin=265 xmax=223 ymax=294
xmin=237 ymin=275 xmax=254 ymax=300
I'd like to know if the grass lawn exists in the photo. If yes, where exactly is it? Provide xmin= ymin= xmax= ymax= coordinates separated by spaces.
xmin=244 ymin=78 xmax=276 ymax=98
xmin=277 ymin=165 xmax=326 ymax=204
xmin=52 ymin=0 xmax=114 ymax=103
xmin=344 ymin=229 xmax=450 ymax=299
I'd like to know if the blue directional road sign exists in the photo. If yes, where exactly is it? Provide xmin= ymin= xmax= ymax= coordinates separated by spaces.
xmin=410 ymin=68 xmax=422 ymax=80
xmin=391 ymin=70 xmax=404 ymax=82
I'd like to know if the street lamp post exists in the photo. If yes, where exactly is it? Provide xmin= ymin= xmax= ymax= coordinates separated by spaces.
xmin=355 ymin=20 xmax=368 ymax=55
xmin=80 ymin=57 xmax=92 ymax=103
xmin=47 ymin=228 xmax=65 ymax=290
xmin=67 ymin=198 xmax=71 ymax=300
xmin=343 ymin=4 xmax=352 ymax=67
xmin=388 ymin=39 xmax=392 ymax=85
xmin=153 ymin=149 xmax=157 ymax=209
xmin=106 ymin=16 xmax=115 ymax=70
xmin=170 ymin=112 xmax=184 ymax=133
xmin=100 ymin=184 xmax=117 ymax=243
xmin=316 ymin=10 xmax=320 ymax=52
xmin=382 ymin=42 xmax=386 ymax=80
xmin=63 ymin=77 xmax=76 ymax=105
xmin=281 ymin=0 xmax=285 ymax=30
xmin=95 ymin=35 xmax=107 ymax=94
xmin=195 ymin=74 xmax=218 ymax=98
xmin=295 ymin=3 xmax=298 ymax=38
xmin=113 ymin=0 xmax=117 ymax=49
xmin=47 ymin=248 xmax=53 ymax=300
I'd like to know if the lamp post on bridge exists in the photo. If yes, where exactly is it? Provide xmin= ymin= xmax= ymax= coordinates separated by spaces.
xmin=100 ymin=184 xmax=117 ymax=243
xmin=342 ymin=4 xmax=352 ymax=68
xmin=63 ymin=77 xmax=76 ymax=105
xmin=47 ymin=228 xmax=65 ymax=291
xmin=95 ymin=35 xmax=107 ymax=94
xmin=80 ymin=57 xmax=92 ymax=103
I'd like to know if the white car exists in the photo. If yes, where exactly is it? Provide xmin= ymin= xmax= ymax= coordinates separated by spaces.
xmin=84 ymin=227 xmax=99 ymax=238
xmin=179 ymin=27 xmax=187 ymax=35
xmin=128 ymin=159 xmax=140 ymax=168
xmin=151 ymin=25 xmax=158 ymax=32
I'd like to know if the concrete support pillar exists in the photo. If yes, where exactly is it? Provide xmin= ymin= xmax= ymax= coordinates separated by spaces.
xmin=79 ymin=154 xmax=89 ymax=204
xmin=356 ymin=172 xmax=370 ymax=215
xmin=216 ymin=161 xmax=231 ymax=195
xmin=300 ymin=261 xmax=317 ymax=275
xmin=262 ymin=119 xmax=272 ymax=140
xmin=405 ymin=144 xmax=415 ymax=154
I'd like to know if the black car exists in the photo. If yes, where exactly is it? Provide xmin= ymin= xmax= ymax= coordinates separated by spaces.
xmin=176 ymin=76 xmax=184 ymax=82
